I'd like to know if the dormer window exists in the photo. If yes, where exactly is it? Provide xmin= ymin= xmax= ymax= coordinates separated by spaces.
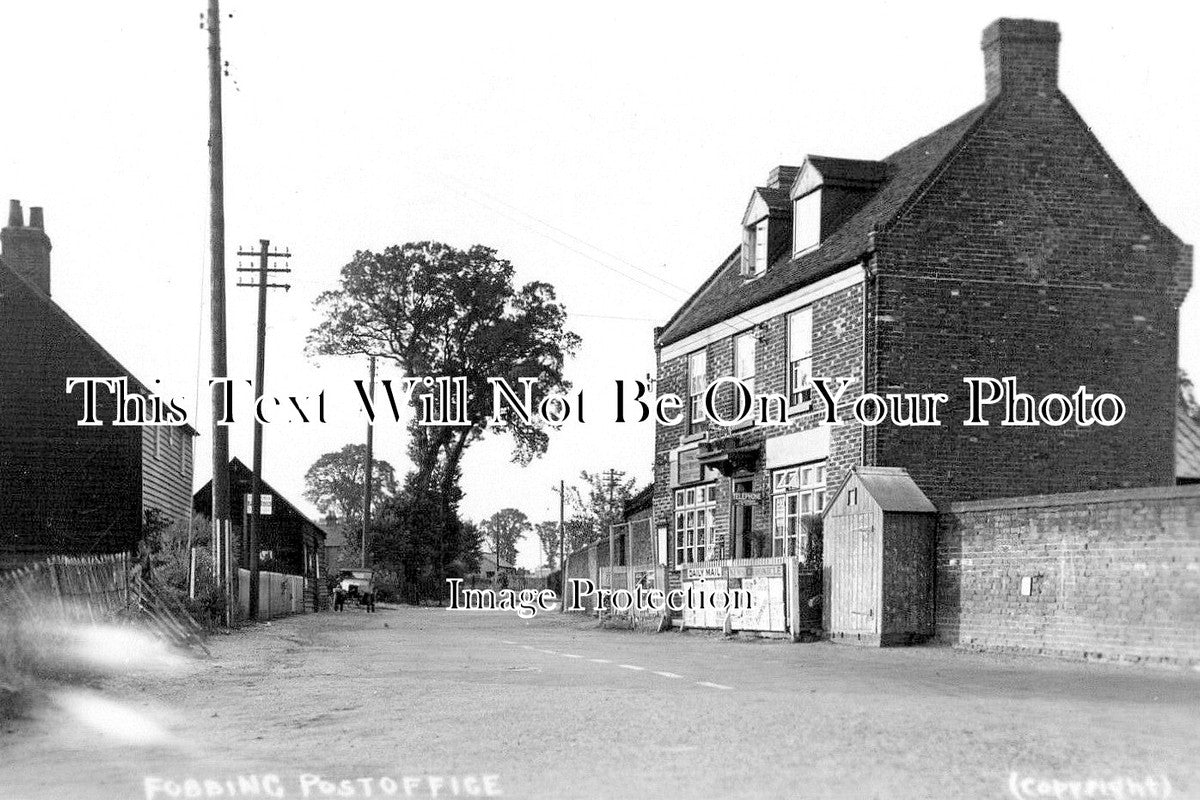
xmin=744 ymin=217 xmax=769 ymax=276
xmin=740 ymin=176 xmax=794 ymax=278
xmin=793 ymin=190 xmax=821 ymax=256
xmin=789 ymin=155 xmax=889 ymax=258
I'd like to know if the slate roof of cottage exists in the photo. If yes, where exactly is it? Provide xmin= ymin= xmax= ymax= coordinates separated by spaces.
xmin=1177 ymin=402 xmax=1200 ymax=481
xmin=826 ymin=466 xmax=937 ymax=515
xmin=657 ymin=101 xmax=997 ymax=347
xmin=0 ymin=256 xmax=198 ymax=435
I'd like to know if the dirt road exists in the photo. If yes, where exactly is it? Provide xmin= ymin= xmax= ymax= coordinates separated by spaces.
xmin=2 ymin=606 xmax=1197 ymax=799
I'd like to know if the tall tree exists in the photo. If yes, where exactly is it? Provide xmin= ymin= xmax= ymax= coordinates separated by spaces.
xmin=567 ymin=470 xmax=641 ymax=543
xmin=303 ymin=443 xmax=397 ymax=524
xmin=535 ymin=520 xmax=561 ymax=570
xmin=308 ymin=242 xmax=579 ymax=587
xmin=480 ymin=508 xmax=531 ymax=566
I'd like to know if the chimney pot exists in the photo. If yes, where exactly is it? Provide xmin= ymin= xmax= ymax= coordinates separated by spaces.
xmin=1 ymin=199 xmax=51 ymax=295
xmin=982 ymin=18 xmax=1061 ymax=100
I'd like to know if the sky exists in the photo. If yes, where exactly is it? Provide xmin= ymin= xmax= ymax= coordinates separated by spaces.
xmin=2 ymin=2 xmax=1197 ymax=570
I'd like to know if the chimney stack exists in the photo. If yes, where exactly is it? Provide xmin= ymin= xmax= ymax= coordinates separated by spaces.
xmin=982 ymin=18 xmax=1060 ymax=100
xmin=1 ymin=199 xmax=52 ymax=295
xmin=767 ymin=165 xmax=800 ymax=191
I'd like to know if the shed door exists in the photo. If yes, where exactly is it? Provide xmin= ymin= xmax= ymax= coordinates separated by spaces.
xmin=827 ymin=510 xmax=880 ymax=637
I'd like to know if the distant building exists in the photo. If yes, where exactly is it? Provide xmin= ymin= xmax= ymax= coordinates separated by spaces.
xmin=193 ymin=458 xmax=327 ymax=608
xmin=465 ymin=550 xmax=515 ymax=585
xmin=0 ymin=200 xmax=195 ymax=567
xmin=318 ymin=513 xmax=351 ymax=570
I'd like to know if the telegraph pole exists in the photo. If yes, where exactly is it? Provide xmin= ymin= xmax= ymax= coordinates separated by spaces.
xmin=236 ymin=240 xmax=292 ymax=620
xmin=602 ymin=469 xmax=625 ymax=596
xmin=558 ymin=478 xmax=565 ymax=612
xmin=360 ymin=355 xmax=376 ymax=569
xmin=205 ymin=0 xmax=233 ymax=625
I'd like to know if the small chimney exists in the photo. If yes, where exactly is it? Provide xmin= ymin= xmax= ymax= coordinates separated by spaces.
xmin=767 ymin=165 xmax=800 ymax=190
xmin=1 ymin=199 xmax=52 ymax=295
xmin=982 ymin=18 xmax=1060 ymax=100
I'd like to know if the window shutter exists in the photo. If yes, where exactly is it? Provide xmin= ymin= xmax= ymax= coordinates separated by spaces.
xmin=741 ymin=227 xmax=752 ymax=275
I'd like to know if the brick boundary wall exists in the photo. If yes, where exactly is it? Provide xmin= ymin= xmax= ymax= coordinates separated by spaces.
xmin=935 ymin=485 xmax=1200 ymax=667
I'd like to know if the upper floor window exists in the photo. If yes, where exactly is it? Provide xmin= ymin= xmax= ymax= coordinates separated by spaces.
xmin=787 ymin=307 xmax=813 ymax=407
xmin=687 ymin=349 xmax=707 ymax=431
xmin=733 ymin=330 xmax=756 ymax=420
xmin=793 ymin=190 xmax=821 ymax=256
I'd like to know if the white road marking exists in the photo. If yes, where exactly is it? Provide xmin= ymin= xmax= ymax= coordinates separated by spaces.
xmin=502 ymin=641 xmax=726 ymax=690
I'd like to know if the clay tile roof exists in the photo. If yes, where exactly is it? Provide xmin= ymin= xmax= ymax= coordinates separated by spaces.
xmin=1177 ymin=402 xmax=1200 ymax=482
xmin=657 ymin=100 xmax=997 ymax=347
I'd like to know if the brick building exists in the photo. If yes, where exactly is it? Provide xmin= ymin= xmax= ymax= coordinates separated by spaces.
xmin=652 ymin=19 xmax=1191 ymax=578
xmin=0 ymin=200 xmax=195 ymax=567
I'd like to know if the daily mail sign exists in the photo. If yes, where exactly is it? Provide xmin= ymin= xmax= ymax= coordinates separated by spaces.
xmin=680 ymin=559 xmax=788 ymax=632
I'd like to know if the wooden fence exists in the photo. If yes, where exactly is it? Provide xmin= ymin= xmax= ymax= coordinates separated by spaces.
xmin=0 ymin=553 xmax=208 ymax=652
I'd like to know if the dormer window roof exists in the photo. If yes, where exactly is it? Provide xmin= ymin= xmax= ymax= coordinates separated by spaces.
xmin=790 ymin=156 xmax=889 ymax=257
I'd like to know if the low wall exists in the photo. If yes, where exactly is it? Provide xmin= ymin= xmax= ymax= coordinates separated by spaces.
xmin=237 ymin=569 xmax=307 ymax=620
xmin=936 ymin=484 xmax=1200 ymax=666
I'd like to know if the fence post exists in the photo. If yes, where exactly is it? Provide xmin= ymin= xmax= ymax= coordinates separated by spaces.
xmin=787 ymin=556 xmax=801 ymax=642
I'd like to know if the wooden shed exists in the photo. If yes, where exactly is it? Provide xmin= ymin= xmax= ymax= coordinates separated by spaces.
xmin=822 ymin=466 xmax=937 ymax=646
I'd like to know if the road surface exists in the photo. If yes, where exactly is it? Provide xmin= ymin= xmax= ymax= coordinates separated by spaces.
xmin=2 ymin=606 xmax=1196 ymax=799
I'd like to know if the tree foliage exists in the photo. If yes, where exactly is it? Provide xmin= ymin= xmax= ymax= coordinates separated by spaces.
xmin=307 ymin=242 xmax=579 ymax=597
xmin=562 ymin=470 xmax=642 ymax=550
xmin=534 ymin=520 xmax=561 ymax=570
xmin=479 ymin=508 xmax=531 ymax=566
xmin=369 ymin=479 xmax=481 ymax=604
xmin=308 ymin=242 xmax=580 ymax=477
xmin=303 ymin=443 xmax=397 ymax=524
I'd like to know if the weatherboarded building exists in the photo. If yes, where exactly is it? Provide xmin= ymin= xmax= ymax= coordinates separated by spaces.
xmin=193 ymin=458 xmax=327 ymax=611
xmin=0 ymin=201 xmax=195 ymax=567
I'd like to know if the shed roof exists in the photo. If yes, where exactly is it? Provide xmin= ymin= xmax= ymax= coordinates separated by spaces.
xmin=827 ymin=466 xmax=936 ymax=515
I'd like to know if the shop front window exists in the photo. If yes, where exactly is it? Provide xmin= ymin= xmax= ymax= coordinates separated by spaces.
xmin=674 ymin=483 xmax=716 ymax=566
xmin=771 ymin=462 xmax=826 ymax=558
